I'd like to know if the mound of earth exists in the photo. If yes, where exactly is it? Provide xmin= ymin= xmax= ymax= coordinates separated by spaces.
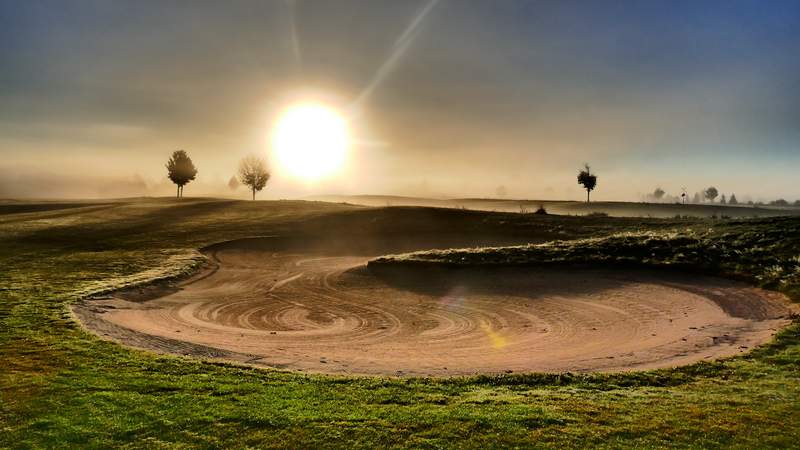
xmin=73 ymin=239 xmax=797 ymax=376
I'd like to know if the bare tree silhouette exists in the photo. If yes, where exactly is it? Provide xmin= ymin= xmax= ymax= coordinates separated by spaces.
xmin=577 ymin=164 xmax=597 ymax=203
xmin=238 ymin=155 xmax=270 ymax=200
xmin=704 ymin=186 xmax=719 ymax=203
xmin=165 ymin=150 xmax=197 ymax=198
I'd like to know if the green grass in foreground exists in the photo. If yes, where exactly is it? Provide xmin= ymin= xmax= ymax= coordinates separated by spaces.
xmin=1 ymin=198 xmax=799 ymax=448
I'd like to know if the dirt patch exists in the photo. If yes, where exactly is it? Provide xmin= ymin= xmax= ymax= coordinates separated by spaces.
xmin=73 ymin=240 xmax=798 ymax=377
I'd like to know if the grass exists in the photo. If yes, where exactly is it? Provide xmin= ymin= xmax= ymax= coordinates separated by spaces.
xmin=370 ymin=217 xmax=800 ymax=301
xmin=1 ymin=198 xmax=799 ymax=448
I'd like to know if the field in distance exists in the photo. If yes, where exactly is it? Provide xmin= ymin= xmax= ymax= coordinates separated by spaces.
xmin=310 ymin=194 xmax=800 ymax=218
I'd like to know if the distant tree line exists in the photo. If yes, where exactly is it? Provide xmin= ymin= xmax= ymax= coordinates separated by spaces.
xmin=564 ymin=163 xmax=795 ymax=206
xmin=640 ymin=184 xmax=797 ymax=207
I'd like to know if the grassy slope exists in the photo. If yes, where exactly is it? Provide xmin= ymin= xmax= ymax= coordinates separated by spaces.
xmin=370 ymin=217 xmax=800 ymax=302
xmin=2 ymin=198 xmax=799 ymax=448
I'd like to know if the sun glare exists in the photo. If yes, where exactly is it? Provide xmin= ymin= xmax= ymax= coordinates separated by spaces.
xmin=271 ymin=103 xmax=349 ymax=181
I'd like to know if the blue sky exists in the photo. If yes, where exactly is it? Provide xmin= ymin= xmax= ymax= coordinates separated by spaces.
xmin=1 ymin=0 xmax=798 ymax=200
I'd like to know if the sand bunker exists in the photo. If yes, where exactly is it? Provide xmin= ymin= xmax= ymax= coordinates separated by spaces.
xmin=73 ymin=241 xmax=797 ymax=376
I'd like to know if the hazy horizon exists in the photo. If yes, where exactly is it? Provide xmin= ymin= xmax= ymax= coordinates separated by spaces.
xmin=2 ymin=0 xmax=799 ymax=202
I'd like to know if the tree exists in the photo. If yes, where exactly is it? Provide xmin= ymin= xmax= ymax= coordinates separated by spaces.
xmin=653 ymin=187 xmax=666 ymax=201
xmin=720 ymin=194 xmax=727 ymax=204
xmin=692 ymin=192 xmax=702 ymax=204
xmin=704 ymin=186 xmax=719 ymax=203
xmin=577 ymin=164 xmax=598 ymax=203
xmin=729 ymin=193 xmax=738 ymax=205
xmin=228 ymin=175 xmax=239 ymax=191
xmin=238 ymin=155 xmax=270 ymax=200
xmin=165 ymin=150 xmax=197 ymax=198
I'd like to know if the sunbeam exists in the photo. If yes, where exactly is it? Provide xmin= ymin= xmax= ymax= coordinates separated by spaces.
xmin=287 ymin=0 xmax=302 ymax=67
xmin=350 ymin=0 xmax=441 ymax=115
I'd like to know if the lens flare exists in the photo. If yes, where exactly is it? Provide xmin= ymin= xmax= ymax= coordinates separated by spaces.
xmin=480 ymin=320 xmax=508 ymax=349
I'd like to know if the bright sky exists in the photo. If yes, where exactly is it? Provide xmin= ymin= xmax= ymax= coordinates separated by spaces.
xmin=1 ymin=0 xmax=798 ymax=201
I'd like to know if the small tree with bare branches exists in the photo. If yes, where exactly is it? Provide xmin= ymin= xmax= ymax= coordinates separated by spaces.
xmin=238 ymin=155 xmax=270 ymax=200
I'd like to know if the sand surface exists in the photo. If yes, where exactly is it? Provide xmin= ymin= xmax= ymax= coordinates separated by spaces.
xmin=73 ymin=241 xmax=797 ymax=376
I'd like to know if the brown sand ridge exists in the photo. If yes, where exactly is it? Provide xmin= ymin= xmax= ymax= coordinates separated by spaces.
xmin=73 ymin=237 xmax=797 ymax=377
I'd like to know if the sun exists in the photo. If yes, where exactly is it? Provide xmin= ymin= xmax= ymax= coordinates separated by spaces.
xmin=271 ymin=103 xmax=349 ymax=181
